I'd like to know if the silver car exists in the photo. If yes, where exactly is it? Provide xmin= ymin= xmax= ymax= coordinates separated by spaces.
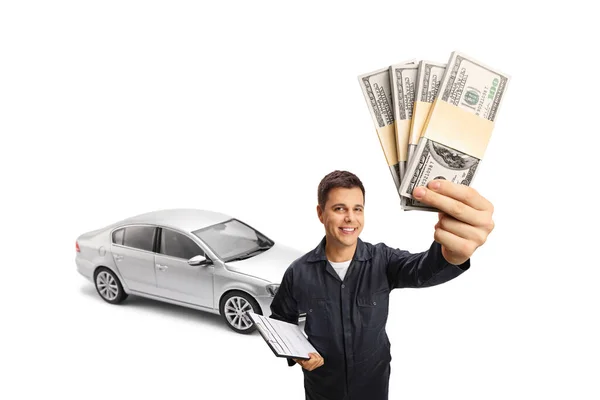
xmin=75 ymin=208 xmax=304 ymax=334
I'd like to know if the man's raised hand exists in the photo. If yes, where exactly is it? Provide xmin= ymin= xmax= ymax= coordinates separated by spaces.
xmin=412 ymin=179 xmax=495 ymax=265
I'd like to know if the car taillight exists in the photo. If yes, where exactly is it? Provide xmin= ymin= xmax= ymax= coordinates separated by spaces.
xmin=76 ymin=241 xmax=80 ymax=252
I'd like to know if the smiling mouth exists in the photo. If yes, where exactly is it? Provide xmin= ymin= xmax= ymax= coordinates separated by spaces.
xmin=339 ymin=227 xmax=357 ymax=234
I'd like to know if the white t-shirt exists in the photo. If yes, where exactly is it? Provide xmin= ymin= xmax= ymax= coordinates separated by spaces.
xmin=328 ymin=259 xmax=352 ymax=281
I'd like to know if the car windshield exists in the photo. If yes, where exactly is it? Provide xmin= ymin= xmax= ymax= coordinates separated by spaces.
xmin=192 ymin=218 xmax=274 ymax=262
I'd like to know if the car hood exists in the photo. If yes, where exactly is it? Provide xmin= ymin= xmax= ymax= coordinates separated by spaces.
xmin=224 ymin=242 xmax=303 ymax=284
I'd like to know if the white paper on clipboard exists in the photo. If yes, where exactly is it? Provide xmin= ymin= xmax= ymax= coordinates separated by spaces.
xmin=247 ymin=311 xmax=316 ymax=360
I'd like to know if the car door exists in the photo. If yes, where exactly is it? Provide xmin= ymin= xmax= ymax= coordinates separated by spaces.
xmin=154 ymin=227 xmax=215 ymax=308
xmin=111 ymin=225 xmax=158 ymax=294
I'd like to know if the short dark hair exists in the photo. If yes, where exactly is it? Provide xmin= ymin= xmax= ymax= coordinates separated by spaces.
xmin=317 ymin=170 xmax=365 ymax=210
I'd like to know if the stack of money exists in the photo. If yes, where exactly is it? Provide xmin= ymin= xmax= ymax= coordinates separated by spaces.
xmin=358 ymin=51 xmax=510 ymax=211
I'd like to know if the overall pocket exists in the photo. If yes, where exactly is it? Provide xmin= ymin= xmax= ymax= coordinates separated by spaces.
xmin=356 ymin=288 xmax=389 ymax=329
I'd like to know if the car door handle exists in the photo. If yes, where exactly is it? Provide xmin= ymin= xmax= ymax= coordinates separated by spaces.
xmin=115 ymin=255 xmax=124 ymax=261
xmin=156 ymin=264 xmax=169 ymax=271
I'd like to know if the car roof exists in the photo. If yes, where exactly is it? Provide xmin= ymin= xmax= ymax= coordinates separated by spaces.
xmin=117 ymin=208 xmax=233 ymax=233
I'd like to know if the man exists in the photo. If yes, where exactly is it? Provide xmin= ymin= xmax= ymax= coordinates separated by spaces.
xmin=269 ymin=170 xmax=494 ymax=400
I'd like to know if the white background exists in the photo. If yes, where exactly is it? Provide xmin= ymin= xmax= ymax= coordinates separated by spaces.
xmin=1 ymin=1 xmax=599 ymax=399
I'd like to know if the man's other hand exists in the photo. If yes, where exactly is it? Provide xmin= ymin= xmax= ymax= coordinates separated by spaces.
xmin=413 ymin=179 xmax=495 ymax=265
xmin=293 ymin=352 xmax=324 ymax=371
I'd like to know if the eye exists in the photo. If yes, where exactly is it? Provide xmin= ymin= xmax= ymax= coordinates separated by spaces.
xmin=334 ymin=206 xmax=345 ymax=212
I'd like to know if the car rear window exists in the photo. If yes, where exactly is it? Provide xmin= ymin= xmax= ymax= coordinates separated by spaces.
xmin=112 ymin=228 xmax=124 ymax=245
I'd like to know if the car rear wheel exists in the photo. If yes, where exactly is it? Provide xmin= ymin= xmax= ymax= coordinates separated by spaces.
xmin=220 ymin=291 xmax=260 ymax=334
xmin=94 ymin=267 xmax=128 ymax=304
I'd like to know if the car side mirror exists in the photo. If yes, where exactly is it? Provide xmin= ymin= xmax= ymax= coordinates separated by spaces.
xmin=188 ymin=255 xmax=210 ymax=266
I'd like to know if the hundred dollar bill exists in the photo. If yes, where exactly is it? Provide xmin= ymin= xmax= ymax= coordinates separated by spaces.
xmin=390 ymin=62 xmax=418 ymax=183
xmin=389 ymin=62 xmax=431 ymax=211
xmin=402 ymin=61 xmax=447 ymax=211
xmin=408 ymin=61 xmax=446 ymax=166
xmin=399 ymin=51 xmax=510 ymax=209
xmin=358 ymin=67 xmax=401 ymax=190
xmin=358 ymin=60 xmax=414 ymax=192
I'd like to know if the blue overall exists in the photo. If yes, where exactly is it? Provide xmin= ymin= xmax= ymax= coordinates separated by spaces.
xmin=270 ymin=237 xmax=469 ymax=400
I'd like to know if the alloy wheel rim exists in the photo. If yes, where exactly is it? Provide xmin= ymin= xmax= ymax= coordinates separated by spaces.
xmin=97 ymin=271 xmax=118 ymax=301
xmin=224 ymin=296 xmax=254 ymax=330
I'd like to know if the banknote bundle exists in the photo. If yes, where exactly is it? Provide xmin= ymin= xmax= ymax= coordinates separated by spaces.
xmin=358 ymin=51 xmax=510 ymax=211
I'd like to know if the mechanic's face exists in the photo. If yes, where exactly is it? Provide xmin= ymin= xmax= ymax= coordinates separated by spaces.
xmin=317 ymin=187 xmax=364 ymax=249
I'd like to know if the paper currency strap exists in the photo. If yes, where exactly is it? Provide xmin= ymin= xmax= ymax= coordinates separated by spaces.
xmin=422 ymin=99 xmax=495 ymax=159
xmin=375 ymin=122 xmax=399 ymax=166
xmin=410 ymin=101 xmax=433 ymax=144
xmin=395 ymin=119 xmax=411 ymax=162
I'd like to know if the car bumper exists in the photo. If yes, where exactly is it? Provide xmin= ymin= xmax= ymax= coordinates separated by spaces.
xmin=75 ymin=256 xmax=94 ymax=282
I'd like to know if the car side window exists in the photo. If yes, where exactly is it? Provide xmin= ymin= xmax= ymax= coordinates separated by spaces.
xmin=160 ymin=228 xmax=204 ymax=260
xmin=123 ymin=226 xmax=155 ymax=252
xmin=112 ymin=228 xmax=124 ymax=245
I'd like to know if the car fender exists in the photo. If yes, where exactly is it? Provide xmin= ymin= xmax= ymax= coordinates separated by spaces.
xmin=91 ymin=251 xmax=131 ymax=294
xmin=217 ymin=279 xmax=268 ymax=314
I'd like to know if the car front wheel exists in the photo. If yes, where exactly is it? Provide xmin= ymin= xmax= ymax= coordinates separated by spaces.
xmin=220 ymin=291 xmax=260 ymax=334
xmin=94 ymin=267 xmax=128 ymax=304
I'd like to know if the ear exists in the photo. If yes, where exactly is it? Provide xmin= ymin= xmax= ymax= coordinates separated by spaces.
xmin=316 ymin=204 xmax=324 ymax=224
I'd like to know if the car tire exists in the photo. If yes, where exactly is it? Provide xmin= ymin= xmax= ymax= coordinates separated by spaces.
xmin=219 ymin=291 xmax=261 ymax=334
xmin=94 ymin=267 xmax=128 ymax=304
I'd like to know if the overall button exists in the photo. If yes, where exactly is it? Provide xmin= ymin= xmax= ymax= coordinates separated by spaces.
xmin=341 ymin=284 xmax=345 ymax=288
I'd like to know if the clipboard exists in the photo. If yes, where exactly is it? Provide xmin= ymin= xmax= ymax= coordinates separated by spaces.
xmin=247 ymin=311 xmax=316 ymax=360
